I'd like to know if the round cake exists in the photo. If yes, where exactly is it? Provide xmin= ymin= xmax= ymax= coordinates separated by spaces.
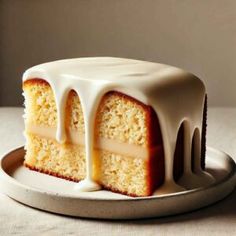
xmin=22 ymin=57 xmax=214 ymax=197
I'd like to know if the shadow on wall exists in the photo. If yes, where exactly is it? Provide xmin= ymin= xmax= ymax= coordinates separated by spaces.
xmin=1 ymin=0 xmax=236 ymax=106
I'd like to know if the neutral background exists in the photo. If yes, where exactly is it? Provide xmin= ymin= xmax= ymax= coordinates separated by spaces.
xmin=0 ymin=0 xmax=236 ymax=106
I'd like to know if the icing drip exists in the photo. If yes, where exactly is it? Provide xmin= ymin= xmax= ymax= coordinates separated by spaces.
xmin=177 ymin=125 xmax=206 ymax=189
xmin=23 ymin=57 xmax=214 ymax=195
xmin=191 ymin=128 xmax=215 ymax=185
xmin=73 ymin=80 xmax=109 ymax=191
xmin=54 ymin=89 xmax=69 ymax=143
xmin=154 ymin=122 xmax=185 ymax=194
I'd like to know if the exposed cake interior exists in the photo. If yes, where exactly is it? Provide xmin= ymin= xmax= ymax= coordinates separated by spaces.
xmin=23 ymin=79 xmax=168 ymax=196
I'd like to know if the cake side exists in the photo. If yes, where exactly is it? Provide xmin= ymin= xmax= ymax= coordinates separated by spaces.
xmin=23 ymin=79 xmax=165 ymax=196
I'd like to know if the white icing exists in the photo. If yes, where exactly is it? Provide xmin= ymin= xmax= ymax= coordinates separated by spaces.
xmin=23 ymin=57 xmax=214 ymax=194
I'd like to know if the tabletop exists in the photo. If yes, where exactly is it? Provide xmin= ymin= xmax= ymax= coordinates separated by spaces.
xmin=0 ymin=107 xmax=235 ymax=236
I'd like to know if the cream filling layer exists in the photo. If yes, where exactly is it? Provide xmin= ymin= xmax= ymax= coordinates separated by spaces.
xmin=25 ymin=123 xmax=160 ymax=160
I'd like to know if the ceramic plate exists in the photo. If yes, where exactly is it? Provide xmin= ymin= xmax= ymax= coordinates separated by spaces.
xmin=0 ymin=146 xmax=235 ymax=219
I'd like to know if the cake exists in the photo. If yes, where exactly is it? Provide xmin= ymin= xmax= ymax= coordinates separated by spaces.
xmin=23 ymin=57 xmax=214 ymax=197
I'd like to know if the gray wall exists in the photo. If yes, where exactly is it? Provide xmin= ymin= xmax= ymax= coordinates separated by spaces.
xmin=1 ymin=0 xmax=236 ymax=106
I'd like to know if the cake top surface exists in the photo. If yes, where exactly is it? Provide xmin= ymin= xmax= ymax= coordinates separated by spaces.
xmin=23 ymin=57 xmax=203 ymax=87
xmin=23 ymin=57 xmax=174 ymax=80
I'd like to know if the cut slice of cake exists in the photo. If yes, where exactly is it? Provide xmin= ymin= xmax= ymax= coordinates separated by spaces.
xmin=23 ymin=57 xmax=212 ymax=197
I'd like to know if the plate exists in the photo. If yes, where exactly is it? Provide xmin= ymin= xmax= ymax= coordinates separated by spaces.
xmin=0 ymin=146 xmax=235 ymax=219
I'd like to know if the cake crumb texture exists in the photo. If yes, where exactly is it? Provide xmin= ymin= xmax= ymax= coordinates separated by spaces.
xmin=96 ymin=149 xmax=148 ymax=196
xmin=24 ymin=134 xmax=150 ymax=196
xmin=25 ymin=133 xmax=86 ymax=180
xmin=24 ymin=80 xmax=148 ymax=147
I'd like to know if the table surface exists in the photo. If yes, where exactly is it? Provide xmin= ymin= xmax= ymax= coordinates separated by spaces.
xmin=0 ymin=107 xmax=235 ymax=236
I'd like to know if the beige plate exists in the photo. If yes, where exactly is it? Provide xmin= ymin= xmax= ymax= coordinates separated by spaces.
xmin=0 ymin=146 xmax=235 ymax=219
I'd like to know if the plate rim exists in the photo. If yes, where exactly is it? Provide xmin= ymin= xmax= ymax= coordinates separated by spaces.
xmin=0 ymin=146 xmax=235 ymax=202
